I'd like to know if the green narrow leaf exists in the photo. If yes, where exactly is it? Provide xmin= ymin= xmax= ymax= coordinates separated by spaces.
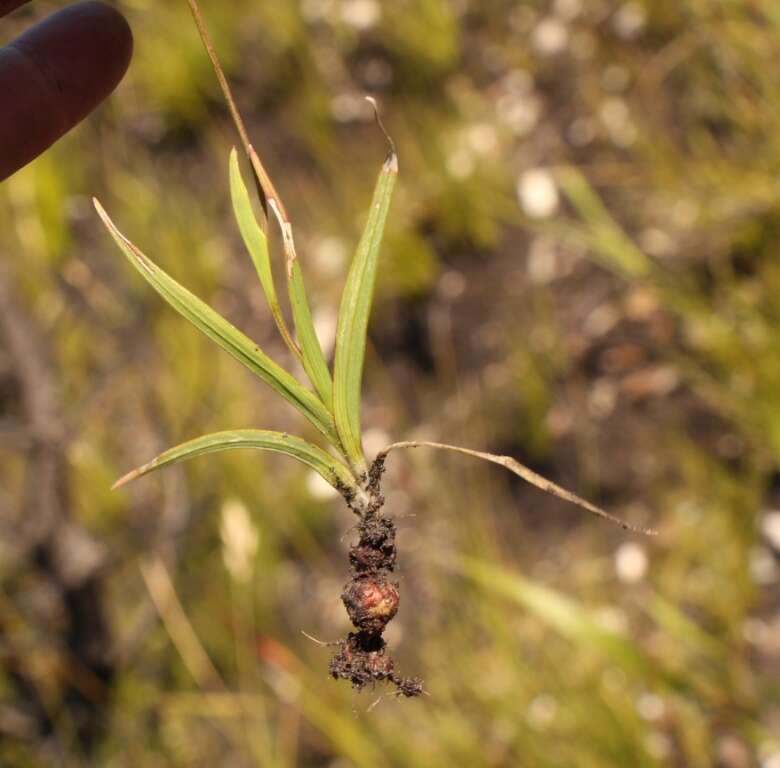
xmin=93 ymin=199 xmax=341 ymax=448
xmin=229 ymin=148 xmax=299 ymax=359
xmin=288 ymin=259 xmax=334 ymax=407
xmin=333 ymin=150 xmax=398 ymax=472
xmin=459 ymin=557 xmax=648 ymax=674
xmin=113 ymin=429 xmax=358 ymax=495
xmin=556 ymin=167 xmax=652 ymax=280
xmin=229 ymin=149 xmax=334 ymax=406
xmin=376 ymin=440 xmax=656 ymax=535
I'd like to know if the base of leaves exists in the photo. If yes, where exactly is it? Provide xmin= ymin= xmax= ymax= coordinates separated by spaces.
xmin=329 ymin=456 xmax=423 ymax=698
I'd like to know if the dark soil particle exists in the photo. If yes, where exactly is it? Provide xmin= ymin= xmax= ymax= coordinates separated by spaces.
xmin=329 ymin=631 xmax=395 ymax=685
xmin=329 ymin=458 xmax=423 ymax=697
xmin=329 ymin=631 xmax=423 ymax=698
xmin=348 ymin=514 xmax=396 ymax=572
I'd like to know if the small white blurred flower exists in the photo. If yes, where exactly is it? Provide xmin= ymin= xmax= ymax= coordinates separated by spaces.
xmin=596 ymin=605 xmax=628 ymax=633
xmin=527 ymin=237 xmax=558 ymax=284
xmin=600 ymin=97 xmax=637 ymax=147
xmin=716 ymin=735 xmax=752 ymax=768
xmin=742 ymin=618 xmax=769 ymax=646
xmin=447 ymin=147 xmax=475 ymax=179
xmin=589 ymin=378 xmax=617 ymax=419
xmin=313 ymin=236 xmax=347 ymax=276
xmin=762 ymin=751 xmax=780 ymax=768
xmin=330 ymin=91 xmax=367 ymax=122
xmin=672 ymin=199 xmax=699 ymax=228
xmin=533 ymin=17 xmax=569 ymax=55
xmin=639 ymin=227 xmax=674 ymax=257
xmin=504 ymin=69 xmax=534 ymax=95
xmin=568 ymin=116 xmax=597 ymax=146
xmin=220 ymin=499 xmax=259 ymax=583
xmin=613 ymin=2 xmax=646 ymax=39
xmin=306 ymin=470 xmax=340 ymax=501
xmin=313 ymin=306 xmax=338 ymax=357
xmin=340 ymin=0 xmax=380 ymax=30
xmin=762 ymin=510 xmax=780 ymax=550
xmin=466 ymin=123 xmax=498 ymax=156
xmin=517 ymin=168 xmax=560 ymax=219
xmin=749 ymin=546 xmax=778 ymax=585
xmin=636 ymin=693 xmax=665 ymax=721
xmin=497 ymin=93 xmax=541 ymax=136
xmin=584 ymin=303 xmax=619 ymax=337
xmin=362 ymin=427 xmax=391 ymax=460
xmin=615 ymin=541 xmax=648 ymax=583
xmin=437 ymin=269 xmax=467 ymax=300
xmin=526 ymin=693 xmax=558 ymax=729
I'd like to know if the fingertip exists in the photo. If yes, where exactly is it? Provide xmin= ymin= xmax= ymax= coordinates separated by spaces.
xmin=0 ymin=1 xmax=31 ymax=17
xmin=0 ymin=2 xmax=133 ymax=180
xmin=11 ymin=1 xmax=133 ymax=124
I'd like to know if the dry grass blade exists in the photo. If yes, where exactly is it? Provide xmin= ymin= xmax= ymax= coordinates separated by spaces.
xmin=184 ymin=0 xmax=268 ymax=218
xmin=185 ymin=0 xmax=294 ymax=253
xmin=556 ymin=166 xmax=652 ymax=280
xmin=140 ymin=556 xmax=226 ymax=691
xmin=377 ymin=441 xmax=656 ymax=535
xmin=188 ymin=1 xmax=333 ymax=409
xmin=459 ymin=557 xmax=648 ymax=671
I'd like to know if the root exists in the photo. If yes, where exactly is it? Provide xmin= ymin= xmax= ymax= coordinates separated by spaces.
xmin=329 ymin=457 xmax=423 ymax=698
xmin=329 ymin=631 xmax=423 ymax=698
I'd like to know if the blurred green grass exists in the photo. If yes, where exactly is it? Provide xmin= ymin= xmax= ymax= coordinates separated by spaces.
xmin=1 ymin=0 xmax=779 ymax=765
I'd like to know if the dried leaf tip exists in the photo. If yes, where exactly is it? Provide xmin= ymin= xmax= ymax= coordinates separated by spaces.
xmin=111 ymin=468 xmax=139 ymax=491
xmin=92 ymin=198 xmax=118 ymax=240
xmin=385 ymin=152 xmax=399 ymax=174
xmin=365 ymin=96 xmax=397 ymax=172
xmin=93 ymin=199 xmax=122 ymax=239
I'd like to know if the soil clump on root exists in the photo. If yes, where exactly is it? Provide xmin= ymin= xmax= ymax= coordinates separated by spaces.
xmin=330 ymin=462 xmax=422 ymax=697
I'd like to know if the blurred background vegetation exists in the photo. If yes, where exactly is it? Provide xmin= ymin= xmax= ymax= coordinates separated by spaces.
xmin=1 ymin=0 xmax=779 ymax=765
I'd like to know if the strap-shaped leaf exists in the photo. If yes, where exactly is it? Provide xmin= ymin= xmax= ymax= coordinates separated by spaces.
xmin=333 ymin=150 xmax=398 ymax=471
xmin=288 ymin=258 xmax=334 ymax=407
xmin=229 ymin=148 xmax=299 ymax=360
xmin=112 ymin=429 xmax=359 ymax=495
xmin=376 ymin=440 xmax=656 ymax=535
xmin=229 ymin=150 xmax=333 ymax=406
xmin=93 ymin=199 xmax=341 ymax=446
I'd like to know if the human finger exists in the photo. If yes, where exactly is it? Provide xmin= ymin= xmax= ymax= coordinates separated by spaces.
xmin=0 ymin=1 xmax=132 ymax=181
xmin=0 ymin=1 xmax=31 ymax=19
